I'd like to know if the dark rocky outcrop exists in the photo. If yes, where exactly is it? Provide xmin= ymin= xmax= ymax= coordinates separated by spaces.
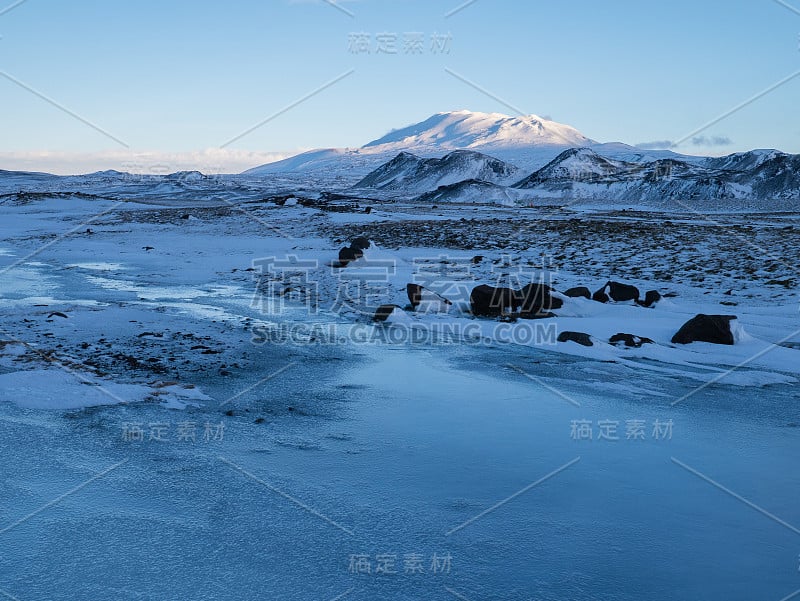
xmin=517 ymin=283 xmax=563 ymax=318
xmin=609 ymin=333 xmax=654 ymax=348
xmin=470 ymin=285 xmax=520 ymax=317
xmin=593 ymin=281 xmax=640 ymax=303
xmin=338 ymin=246 xmax=363 ymax=266
xmin=564 ymin=286 xmax=591 ymax=299
xmin=373 ymin=304 xmax=402 ymax=322
xmin=351 ymin=237 xmax=371 ymax=250
xmin=637 ymin=290 xmax=662 ymax=308
xmin=406 ymin=283 xmax=452 ymax=312
xmin=557 ymin=331 xmax=593 ymax=347
xmin=519 ymin=311 xmax=556 ymax=320
xmin=671 ymin=314 xmax=737 ymax=345
xmin=406 ymin=283 xmax=425 ymax=308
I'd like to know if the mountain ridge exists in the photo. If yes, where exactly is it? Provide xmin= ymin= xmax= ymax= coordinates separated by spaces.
xmin=243 ymin=109 xmax=681 ymax=178
xmin=352 ymin=146 xmax=800 ymax=209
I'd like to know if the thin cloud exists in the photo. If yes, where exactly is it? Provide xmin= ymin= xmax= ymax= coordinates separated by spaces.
xmin=635 ymin=140 xmax=675 ymax=150
xmin=691 ymin=135 xmax=733 ymax=147
xmin=0 ymin=148 xmax=299 ymax=176
xmin=635 ymin=135 xmax=732 ymax=150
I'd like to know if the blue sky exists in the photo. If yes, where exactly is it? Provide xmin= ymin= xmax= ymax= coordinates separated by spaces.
xmin=1 ymin=0 xmax=799 ymax=173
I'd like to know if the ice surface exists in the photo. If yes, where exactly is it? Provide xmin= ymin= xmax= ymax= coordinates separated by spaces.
xmin=0 ymin=176 xmax=798 ymax=600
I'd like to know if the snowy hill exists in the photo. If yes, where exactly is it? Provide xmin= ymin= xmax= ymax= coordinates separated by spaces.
xmin=416 ymin=179 xmax=520 ymax=205
xmin=363 ymin=110 xmax=593 ymax=150
xmin=243 ymin=110 xmax=697 ymax=182
xmin=340 ymin=143 xmax=800 ymax=208
xmin=353 ymin=150 xmax=520 ymax=193
xmin=403 ymin=147 xmax=800 ymax=208
xmin=513 ymin=148 xmax=634 ymax=186
xmin=508 ymin=148 xmax=800 ymax=204
xmin=244 ymin=110 xmax=600 ymax=179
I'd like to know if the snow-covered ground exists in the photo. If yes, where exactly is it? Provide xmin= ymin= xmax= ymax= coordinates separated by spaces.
xmin=1 ymin=191 xmax=799 ymax=600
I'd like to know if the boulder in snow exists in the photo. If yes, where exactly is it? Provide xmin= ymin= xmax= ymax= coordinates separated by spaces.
xmin=564 ymin=286 xmax=591 ymax=299
xmin=517 ymin=283 xmax=563 ymax=318
xmin=637 ymin=290 xmax=662 ymax=308
xmin=351 ymin=237 xmax=371 ymax=250
xmin=337 ymin=246 xmax=364 ymax=266
xmin=406 ymin=284 xmax=452 ymax=314
xmin=593 ymin=281 xmax=640 ymax=303
xmin=671 ymin=314 xmax=738 ymax=345
xmin=609 ymin=333 xmax=654 ymax=348
xmin=373 ymin=304 xmax=405 ymax=323
xmin=557 ymin=331 xmax=593 ymax=347
xmin=470 ymin=285 xmax=519 ymax=317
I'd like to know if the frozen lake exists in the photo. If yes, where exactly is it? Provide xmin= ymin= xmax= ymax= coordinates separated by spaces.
xmin=1 ymin=339 xmax=799 ymax=600
xmin=1 ymin=198 xmax=799 ymax=600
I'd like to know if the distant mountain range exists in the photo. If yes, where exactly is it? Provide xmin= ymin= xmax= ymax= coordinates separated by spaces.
xmin=356 ymin=146 xmax=800 ymax=208
xmin=2 ymin=110 xmax=798 ymax=209
xmin=241 ymin=110 xmax=800 ymax=209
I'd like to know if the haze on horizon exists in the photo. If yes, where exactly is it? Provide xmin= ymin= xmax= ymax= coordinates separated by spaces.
xmin=1 ymin=0 xmax=799 ymax=175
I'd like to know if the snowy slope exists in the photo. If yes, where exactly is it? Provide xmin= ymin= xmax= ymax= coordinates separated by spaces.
xmin=363 ymin=110 xmax=593 ymax=150
xmin=352 ymin=150 xmax=520 ymax=193
xmin=415 ymin=179 xmax=522 ymax=205
xmin=393 ymin=147 xmax=800 ymax=207
xmin=244 ymin=110 xmax=599 ymax=178
xmin=242 ymin=110 xmax=708 ymax=182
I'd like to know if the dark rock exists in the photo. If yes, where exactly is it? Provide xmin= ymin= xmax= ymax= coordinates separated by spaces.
xmin=671 ymin=314 xmax=737 ymax=345
xmin=472 ymin=255 xmax=484 ymax=264
xmin=373 ymin=304 xmax=402 ymax=322
xmin=519 ymin=311 xmax=556 ymax=320
xmin=338 ymin=246 xmax=363 ymax=265
xmin=351 ymin=237 xmax=371 ymax=250
xmin=517 ymin=283 xmax=563 ymax=318
xmin=557 ymin=331 xmax=593 ymax=347
xmin=470 ymin=285 xmax=520 ymax=317
xmin=609 ymin=333 xmax=654 ymax=348
xmin=364 ymin=206 xmax=372 ymax=214
xmin=638 ymin=290 xmax=662 ymax=308
xmin=406 ymin=283 xmax=424 ymax=308
xmin=593 ymin=281 xmax=640 ymax=303
xmin=564 ymin=286 xmax=591 ymax=299
xmin=406 ymin=283 xmax=452 ymax=312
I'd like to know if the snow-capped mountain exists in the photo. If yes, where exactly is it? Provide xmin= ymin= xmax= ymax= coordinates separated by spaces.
xmin=242 ymin=110 xmax=692 ymax=184
xmin=363 ymin=110 xmax=593 ymax=151
xmin=513 ymin=148 xmax=632 ymax=186
xmin=351 ymin=145 xmax=800 ymax=208
xmin=244 ymin=110 xmax=604 ymax=179
xmin=416 ymin=179 xmax=518 ymax=206
xmin=352 ymin=149 xmax=520 ymax=193
xmin=5 ymin=109 xmax=798 ymax=209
